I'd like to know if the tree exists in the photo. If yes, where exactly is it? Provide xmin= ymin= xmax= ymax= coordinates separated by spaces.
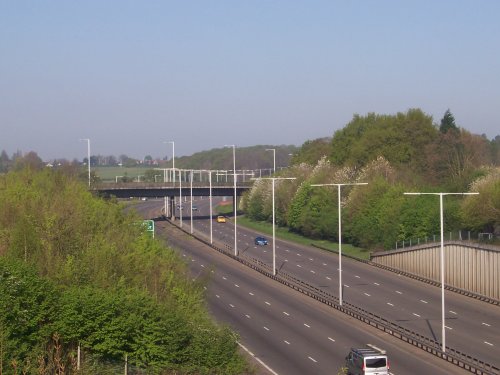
xmin=0 ymin=150 xmax=10 ymax=173
xmin=462 ymin=168 xmax=500 ymax=234
xmin=329 ymin=109 xmax=437 ymax=175
xmin=439 ymin=109 xmax=458 ymax=134
xmin=291 ymin=138 xmax=331 ymax=166
xmin=13 ymin=151 xmax=44 ymax=171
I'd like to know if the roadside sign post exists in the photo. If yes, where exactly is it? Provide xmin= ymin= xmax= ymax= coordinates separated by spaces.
xmin=143 ymin=220 xmax=155 ymax=238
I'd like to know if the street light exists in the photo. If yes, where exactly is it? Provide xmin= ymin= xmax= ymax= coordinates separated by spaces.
xmin=404 ymin=191 xmax=478 ymax=352
xmin=190 ymin=170 xmax=193 ymax=234
xmin=266 ymin=148 xmax=276 ymax=174
xmin=253 ymin=177 xmax=296 ymax=275
xmin=311 ymin=182 xmax=368 ymax=306
xmin=163 ymin=141 xmax=175 ymax=183
xmin=225 ymin=145 xmax=238 ymax=256
xmin=79 ymin=138 xmax=90 ymax=187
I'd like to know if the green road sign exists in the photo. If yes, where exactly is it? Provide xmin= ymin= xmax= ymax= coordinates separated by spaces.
xmin=143 ymin=220 xmax=154 ymax=237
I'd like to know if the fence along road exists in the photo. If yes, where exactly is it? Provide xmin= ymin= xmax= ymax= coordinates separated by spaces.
xmin=371 ymin=242 xmax=500 ymax=302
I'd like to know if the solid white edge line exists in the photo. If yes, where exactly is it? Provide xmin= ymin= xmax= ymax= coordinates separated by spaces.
xmin=237 ymin=342 xmax=279 ymax=375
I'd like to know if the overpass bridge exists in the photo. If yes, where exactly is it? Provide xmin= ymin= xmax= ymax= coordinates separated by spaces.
xmin=94 ymin=182 xmax=253 ymax=219
xmin=94 ymin=182 xmax=252 ymax=199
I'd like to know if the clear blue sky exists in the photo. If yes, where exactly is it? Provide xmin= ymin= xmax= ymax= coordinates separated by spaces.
xmin=1 ymin=1 xmax=499 ymax=161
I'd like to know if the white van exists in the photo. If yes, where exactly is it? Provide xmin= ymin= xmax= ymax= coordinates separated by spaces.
xmin=345 ymin=345 xmax=389 ymax=375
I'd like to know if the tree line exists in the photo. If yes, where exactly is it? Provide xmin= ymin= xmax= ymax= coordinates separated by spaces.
xmin=0 ymin=167 xmax=249 ymax=374
xmin=242 ymin=109 xmax=500 ymax=250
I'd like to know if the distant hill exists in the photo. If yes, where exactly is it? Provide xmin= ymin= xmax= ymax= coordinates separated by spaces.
xmin=174 ymin=144 xmax=299 ymax=171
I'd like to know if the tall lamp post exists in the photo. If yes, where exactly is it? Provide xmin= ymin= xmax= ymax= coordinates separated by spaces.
xmin=225 ymin=145 xmax=238 ymax=256
xmin=311 ymin=182 xmax=368 ymax=306
xmin=190 ymin=170 xmax=194 ymax=234
xmin=79 ymin=138 xmax=91 ymax=187
xmin=163 ymin=141 xmax=175 ymax=183
xmin=208 ymin=170 xmax=213 ymax=244
xmin=404 ymin=191 xmax=478 ymax=352
xmin=266 ymin=148 xmax=276 ymax=174
xmin=254 ymin=177 xmax=296 ymax=275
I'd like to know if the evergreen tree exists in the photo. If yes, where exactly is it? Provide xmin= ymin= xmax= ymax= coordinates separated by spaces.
xmin=439 ymin=109 xmax=458 ymax=133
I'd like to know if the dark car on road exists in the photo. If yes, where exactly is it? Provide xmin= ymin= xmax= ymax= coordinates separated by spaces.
xmin=254 ymin=236 xmax=268 ymax=246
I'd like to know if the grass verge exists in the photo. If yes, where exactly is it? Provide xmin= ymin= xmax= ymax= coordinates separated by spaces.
xmin=236 ymin=216 xmax=370 ymax=260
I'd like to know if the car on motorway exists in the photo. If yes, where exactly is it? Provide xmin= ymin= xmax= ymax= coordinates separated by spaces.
xmin=192 ymin=205 xmax=198 ymax=211
xmin=216 ymin=215 xmax=226 ymax=223
xmin=254 ymin=236 xmax=268 ymax=246
xmin=345 ymin=345 xmax=389 ymax=375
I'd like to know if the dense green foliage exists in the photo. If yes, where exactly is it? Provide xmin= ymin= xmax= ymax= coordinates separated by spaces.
xmin=242 ymin=109 xmax=500 ymax=250
xmin=0 ymin=168 xmax=248 ymax=374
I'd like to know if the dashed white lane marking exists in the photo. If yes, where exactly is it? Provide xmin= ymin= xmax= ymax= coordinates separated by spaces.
xmin=344 ymin=284 xmax=350 ymax=288
xmin=286 ymin=249 xmax=290 ymax=252
xmin=413 ymin=313 xmax=421 ymax=318
xmin=322 ymin=263 xmax=327 ymax=266
xmin=328 ymin=337 xmax=336 ymax=342
xmin=283 ymin=311 xmax=290 ymax=316
xmin=484 ymin=341 xmax=494 ymax=346
xmin=201 ymin=264 xmax=205 ymax=268
xmin=304 ymin=323 xmax=311 ymax=328
xmin=420 ymin=299 xmax=428 ymax=304
xmin=285 ymin=259 xmax=289 ymax=262
xmin=364 ymin=293 xmax=371 ymax=297
xmin=284 ymin=340 xmax=290 ymax=345
xmin=249 ymin=292 xmax=254 ymax=296
xmin=229 ymin=304 xmax=235 ymax=308
xmin=310 ymin=270 xmax=316 ymax=274
xmin=374 ymin=282 xmax=380 ymax=286
xmin=234 ymin=284 xmax=239 ymax=288
xmin=309 ymin=258 xmax=314 ymax=261
xmin=449 ymin=310 xmax=457 ymax=315
xmin=482 ymin=322 xmax=491 ymax=327
xmin=387 ymin=302 xmax=394 ymax=307
xmin=222 ymin=276 xmax=227 ymax=280
xmin=297 ymin=264 xmax=302 ymax=268
xmin=265 ymin=301 xmax=271 ymax=306
xmin=355 ymin=275 xmax=360 ymax=278
xmin=297 ymin=253 xmax=302 ymax=256
xmin=326 ymin=276 xmax=332 ymax=280
xmin=264 ymin=326 xmax=270 ymax=331
xmin=396 ymin=290 xmax=403 ymax=294
xmin=308 ymin=356 xmax=317 ymax=363
xmin=237 ymin=342 xmax=279 ymax=375
xmin=216 ymin=295 xmax=220 ymax=298
xmin=245 ymin=314 xmax=251 ymax=319
xmin=445 ymin=326 xmax=453 ymax=330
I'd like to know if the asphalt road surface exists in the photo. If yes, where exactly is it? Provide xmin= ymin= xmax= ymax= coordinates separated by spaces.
xmin=133 ymin=199 xmax=474 ymax=374
xmin=169 ymin=196 xmax=500 ymax=369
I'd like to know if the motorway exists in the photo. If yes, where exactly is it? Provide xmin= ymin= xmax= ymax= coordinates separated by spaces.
xmin=133 ymin=199 xmax=479 ymax=374
xmin=169 ymin=196 xmax=500 ymax=369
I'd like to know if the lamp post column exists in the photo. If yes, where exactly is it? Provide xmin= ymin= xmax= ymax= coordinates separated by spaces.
xmin=439 ymin=193 xmax=445 ymax=352
xmin=209 ymin=170 xmax=213 ymax=244
xmin=311 ymin=182 xmax=368 ymax=306
xmin=79 ymin=138 xmax=91 ymax=187
xmin=404 ymin=191 xmax=478 ymax=352
xmin=266 ymin=148 xmax=276 ymax=174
